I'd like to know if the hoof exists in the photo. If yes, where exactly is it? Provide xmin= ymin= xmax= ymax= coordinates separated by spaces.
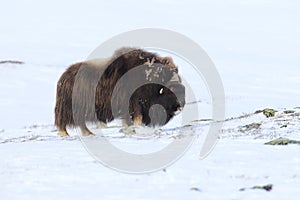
xmin=82 ymin=130 xmax=95 ymax=136
xmin=58 ymin=130 xmax=69 ymax=137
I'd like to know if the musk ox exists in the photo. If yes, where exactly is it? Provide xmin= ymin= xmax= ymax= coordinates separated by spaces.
xmin=54 ymin=47 xmax=185 ymax=136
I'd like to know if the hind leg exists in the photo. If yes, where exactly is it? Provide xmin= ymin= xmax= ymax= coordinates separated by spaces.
xmin=58 ymin=126 xmax=69 ymax=137
xmin=80 ymin=124 xmax=95 ymax=136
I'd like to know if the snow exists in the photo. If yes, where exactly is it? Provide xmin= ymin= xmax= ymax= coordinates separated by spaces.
xmin=1 ymin=0 xmax=300 ymax=199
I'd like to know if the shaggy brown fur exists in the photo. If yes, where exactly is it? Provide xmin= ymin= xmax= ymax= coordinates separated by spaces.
xmin=54 ymin=47 xmax=185 ymax=136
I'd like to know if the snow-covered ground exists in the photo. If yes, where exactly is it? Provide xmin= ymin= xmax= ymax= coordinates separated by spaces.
xmin=1 ymin=0 xmax=300 ymax=199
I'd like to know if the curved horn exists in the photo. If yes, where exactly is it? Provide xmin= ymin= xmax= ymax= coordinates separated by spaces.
xmin=139 ymin=53 xmax=144 ymax=60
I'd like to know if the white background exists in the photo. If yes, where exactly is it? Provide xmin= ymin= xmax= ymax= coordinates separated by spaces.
xmin=0 ymin=0 xmax=300 ymax=199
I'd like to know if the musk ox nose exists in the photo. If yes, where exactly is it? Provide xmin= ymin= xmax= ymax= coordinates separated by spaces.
xmin=167 ymin=82 xmax=185 ymax=108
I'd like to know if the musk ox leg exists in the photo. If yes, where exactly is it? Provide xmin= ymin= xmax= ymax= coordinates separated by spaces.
xmin=131 ymin=101 xmax=143 ymax=126
xmin=133 ymin=114 xmax=143 ymax=126
xmin=80 ymin=124 xmax=95 ymax=136
xmin=58 ymin=127 xmax=69 ymax=137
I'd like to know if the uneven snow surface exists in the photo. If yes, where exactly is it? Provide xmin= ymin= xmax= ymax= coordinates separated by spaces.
xmin=1 ymin=0 xmax=300 ymax=199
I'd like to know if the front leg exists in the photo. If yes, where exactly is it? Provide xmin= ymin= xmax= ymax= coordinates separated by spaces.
xmin=133 ymin=114 xmax=143 ymax=126
xmin=129 ymin=97 xmax=144 ymax=126
xmin=57 ymin=125 xmax=69 ymax=137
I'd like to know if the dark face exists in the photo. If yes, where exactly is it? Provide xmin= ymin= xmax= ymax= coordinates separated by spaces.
xmin=137 ymin=82 xmax=185 ymax=127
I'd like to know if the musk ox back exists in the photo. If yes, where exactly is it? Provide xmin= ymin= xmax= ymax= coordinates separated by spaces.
xmin=54 ymin=47 xmax=185 ymax=136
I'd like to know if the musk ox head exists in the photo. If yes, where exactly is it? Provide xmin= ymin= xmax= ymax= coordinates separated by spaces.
xmin=128 ymin=60 xmax=185 ymax=126
xmin=133 ymin=83 xmax=185 ymax=127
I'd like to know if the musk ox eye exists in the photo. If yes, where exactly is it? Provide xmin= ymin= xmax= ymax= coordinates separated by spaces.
xmin=159 ymin=88 xmax=164 ymax=94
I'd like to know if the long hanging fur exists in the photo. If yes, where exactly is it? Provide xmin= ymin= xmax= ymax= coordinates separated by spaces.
xmin=54 ymin=47 xmax=185 ymax=135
